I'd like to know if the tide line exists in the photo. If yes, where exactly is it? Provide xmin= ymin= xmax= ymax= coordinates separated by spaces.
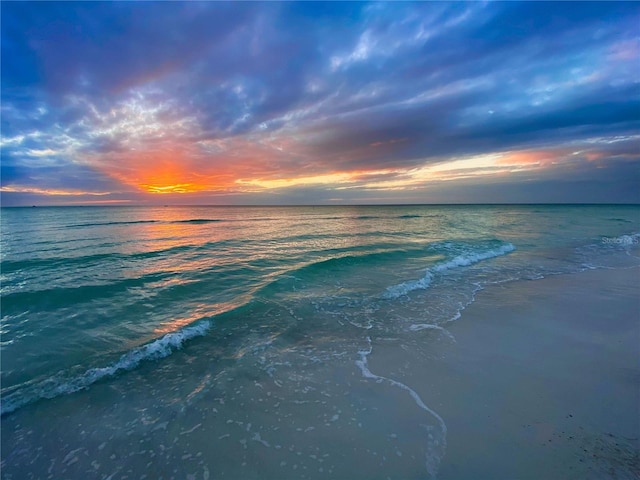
xmin=355 ymin=336 xmax=447 ymax=479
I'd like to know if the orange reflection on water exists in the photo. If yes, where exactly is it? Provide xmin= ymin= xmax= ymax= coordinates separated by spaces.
xmin=136 ymin=206 xmax=232 ymax=250
xmin=152 ymin=302 xmax=236 ymax=336
xmin=116 ymin=211 xmax=236 ymax=294
xmin=153 ymin=310 xmax=206 ymax=336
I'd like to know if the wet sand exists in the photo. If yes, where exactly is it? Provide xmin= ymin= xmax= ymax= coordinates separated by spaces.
xmin=367 ymin=266 xmax=640 ymax=479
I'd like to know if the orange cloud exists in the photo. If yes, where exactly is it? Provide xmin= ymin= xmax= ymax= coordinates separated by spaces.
xmin=88 ymin=143 xmax=237 ymax=194
xmin=496 ymin=149 xmax=563 ymax=167
xmin=583 ymin=151 xmax=606 ymax=162
xmin=83 ymin=123 xmax=347 ymax=195
xmin=0 ymin=185 xmax=113 ymax=196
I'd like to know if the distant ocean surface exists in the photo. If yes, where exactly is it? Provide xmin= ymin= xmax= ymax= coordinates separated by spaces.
xmin=1 ymin=204 xmax=639 ymax=479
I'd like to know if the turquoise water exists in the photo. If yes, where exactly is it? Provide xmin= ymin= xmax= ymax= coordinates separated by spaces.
xmin=1 ymin=205 xmax=639 ymax=479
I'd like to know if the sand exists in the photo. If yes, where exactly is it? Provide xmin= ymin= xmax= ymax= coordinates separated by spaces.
xmin=366 ymin=266 xmax=640 ymax=479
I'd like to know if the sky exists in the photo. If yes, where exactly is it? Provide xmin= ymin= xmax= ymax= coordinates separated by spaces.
xmin=1 ymin=1 xmax=639 ymax=206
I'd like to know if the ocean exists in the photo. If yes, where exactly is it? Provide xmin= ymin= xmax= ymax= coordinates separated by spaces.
xmin=1 ymin=204 xmax=639 ymax=479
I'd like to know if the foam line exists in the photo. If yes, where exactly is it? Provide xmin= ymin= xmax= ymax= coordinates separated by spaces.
xmin=408 ymin=324 xmax=456 ymax=342
xmin=355 ymin=336 xmax=447 ymax=479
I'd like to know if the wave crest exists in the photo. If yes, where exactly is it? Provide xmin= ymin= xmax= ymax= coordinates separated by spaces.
xmin=1 ymin=321 xmax=211 ymax=416
xmin=383 ymin=242 xmax=515 ymax=299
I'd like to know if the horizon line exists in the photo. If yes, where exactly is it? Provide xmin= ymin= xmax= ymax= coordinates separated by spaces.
xmin=3 ymin=202 xmax=640 ymax=208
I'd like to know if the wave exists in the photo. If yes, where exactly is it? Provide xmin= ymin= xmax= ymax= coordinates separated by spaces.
xmin=383 ymin=242 xmax=515 ymax=299
xmin=1 ymin=252 xmax=117 ymax=274
xmin=305 ymin=213 xmax=435 ymax=221
xmin=172 ymin=219 xmax=223 ymax=224
xmin=1 ymin=271 xmax=175 ymax=314
xmin=354 ymin=214 xmax=423 ymax=220
xmin=66 ymin=218 xmax=225 ymax=229
xmin=268 ymin=245 xmax=429 ymax=284
xmin=0 ymin=321 xmax=211 ymax=417
xmin=1 ymin=242 xmax=198 ymax=277
xmin=67 ymin=220 xmax=159 ymax=228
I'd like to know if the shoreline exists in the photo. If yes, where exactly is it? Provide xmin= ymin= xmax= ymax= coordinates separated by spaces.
xmin=1 ymin=265 xmax=638 ymax=479
xmin=367 ymin=266 xmax=640 ymax=479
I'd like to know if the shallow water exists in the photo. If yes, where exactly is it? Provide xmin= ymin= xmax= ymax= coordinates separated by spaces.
xmin=1 ymin=204 xmax=639 ymax=479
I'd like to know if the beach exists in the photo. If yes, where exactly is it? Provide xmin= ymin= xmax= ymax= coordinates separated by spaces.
xmin=365 ymin=266 xmax=640 ymax=479
xmin=3 ymin=270 xmax=638 ymax=480
xmin=1 ymin=205 xmax=639 ymax=479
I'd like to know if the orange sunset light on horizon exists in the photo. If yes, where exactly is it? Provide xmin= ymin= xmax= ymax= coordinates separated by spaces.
xmin=76 ymin=138 xmax=640 ymax=200
xmin=92 ymin=147 xmax=237 ymax=194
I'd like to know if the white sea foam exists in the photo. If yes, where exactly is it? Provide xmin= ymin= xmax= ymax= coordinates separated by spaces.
xmin=432 ymin=243 xmax=515 ymax=272
xmin=382 ymin=272 xmax=434 ymax=300
xmin=383 ymin=242 xmax=515 ymax=299
xmin=1 ymin=321 xmax=211 ymax=416
xmin=408 ymin=324 xmax=456 ymax=343
xmin=356 ymin=336 xmax=447 ymax=479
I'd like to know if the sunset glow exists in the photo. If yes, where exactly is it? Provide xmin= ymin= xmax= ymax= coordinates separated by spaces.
xmin=2 ymin=2 xmax=638 ymax=205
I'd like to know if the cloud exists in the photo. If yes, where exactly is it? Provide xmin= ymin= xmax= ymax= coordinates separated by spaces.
xmin=1 ymin=1 xmax=638 ymax=205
